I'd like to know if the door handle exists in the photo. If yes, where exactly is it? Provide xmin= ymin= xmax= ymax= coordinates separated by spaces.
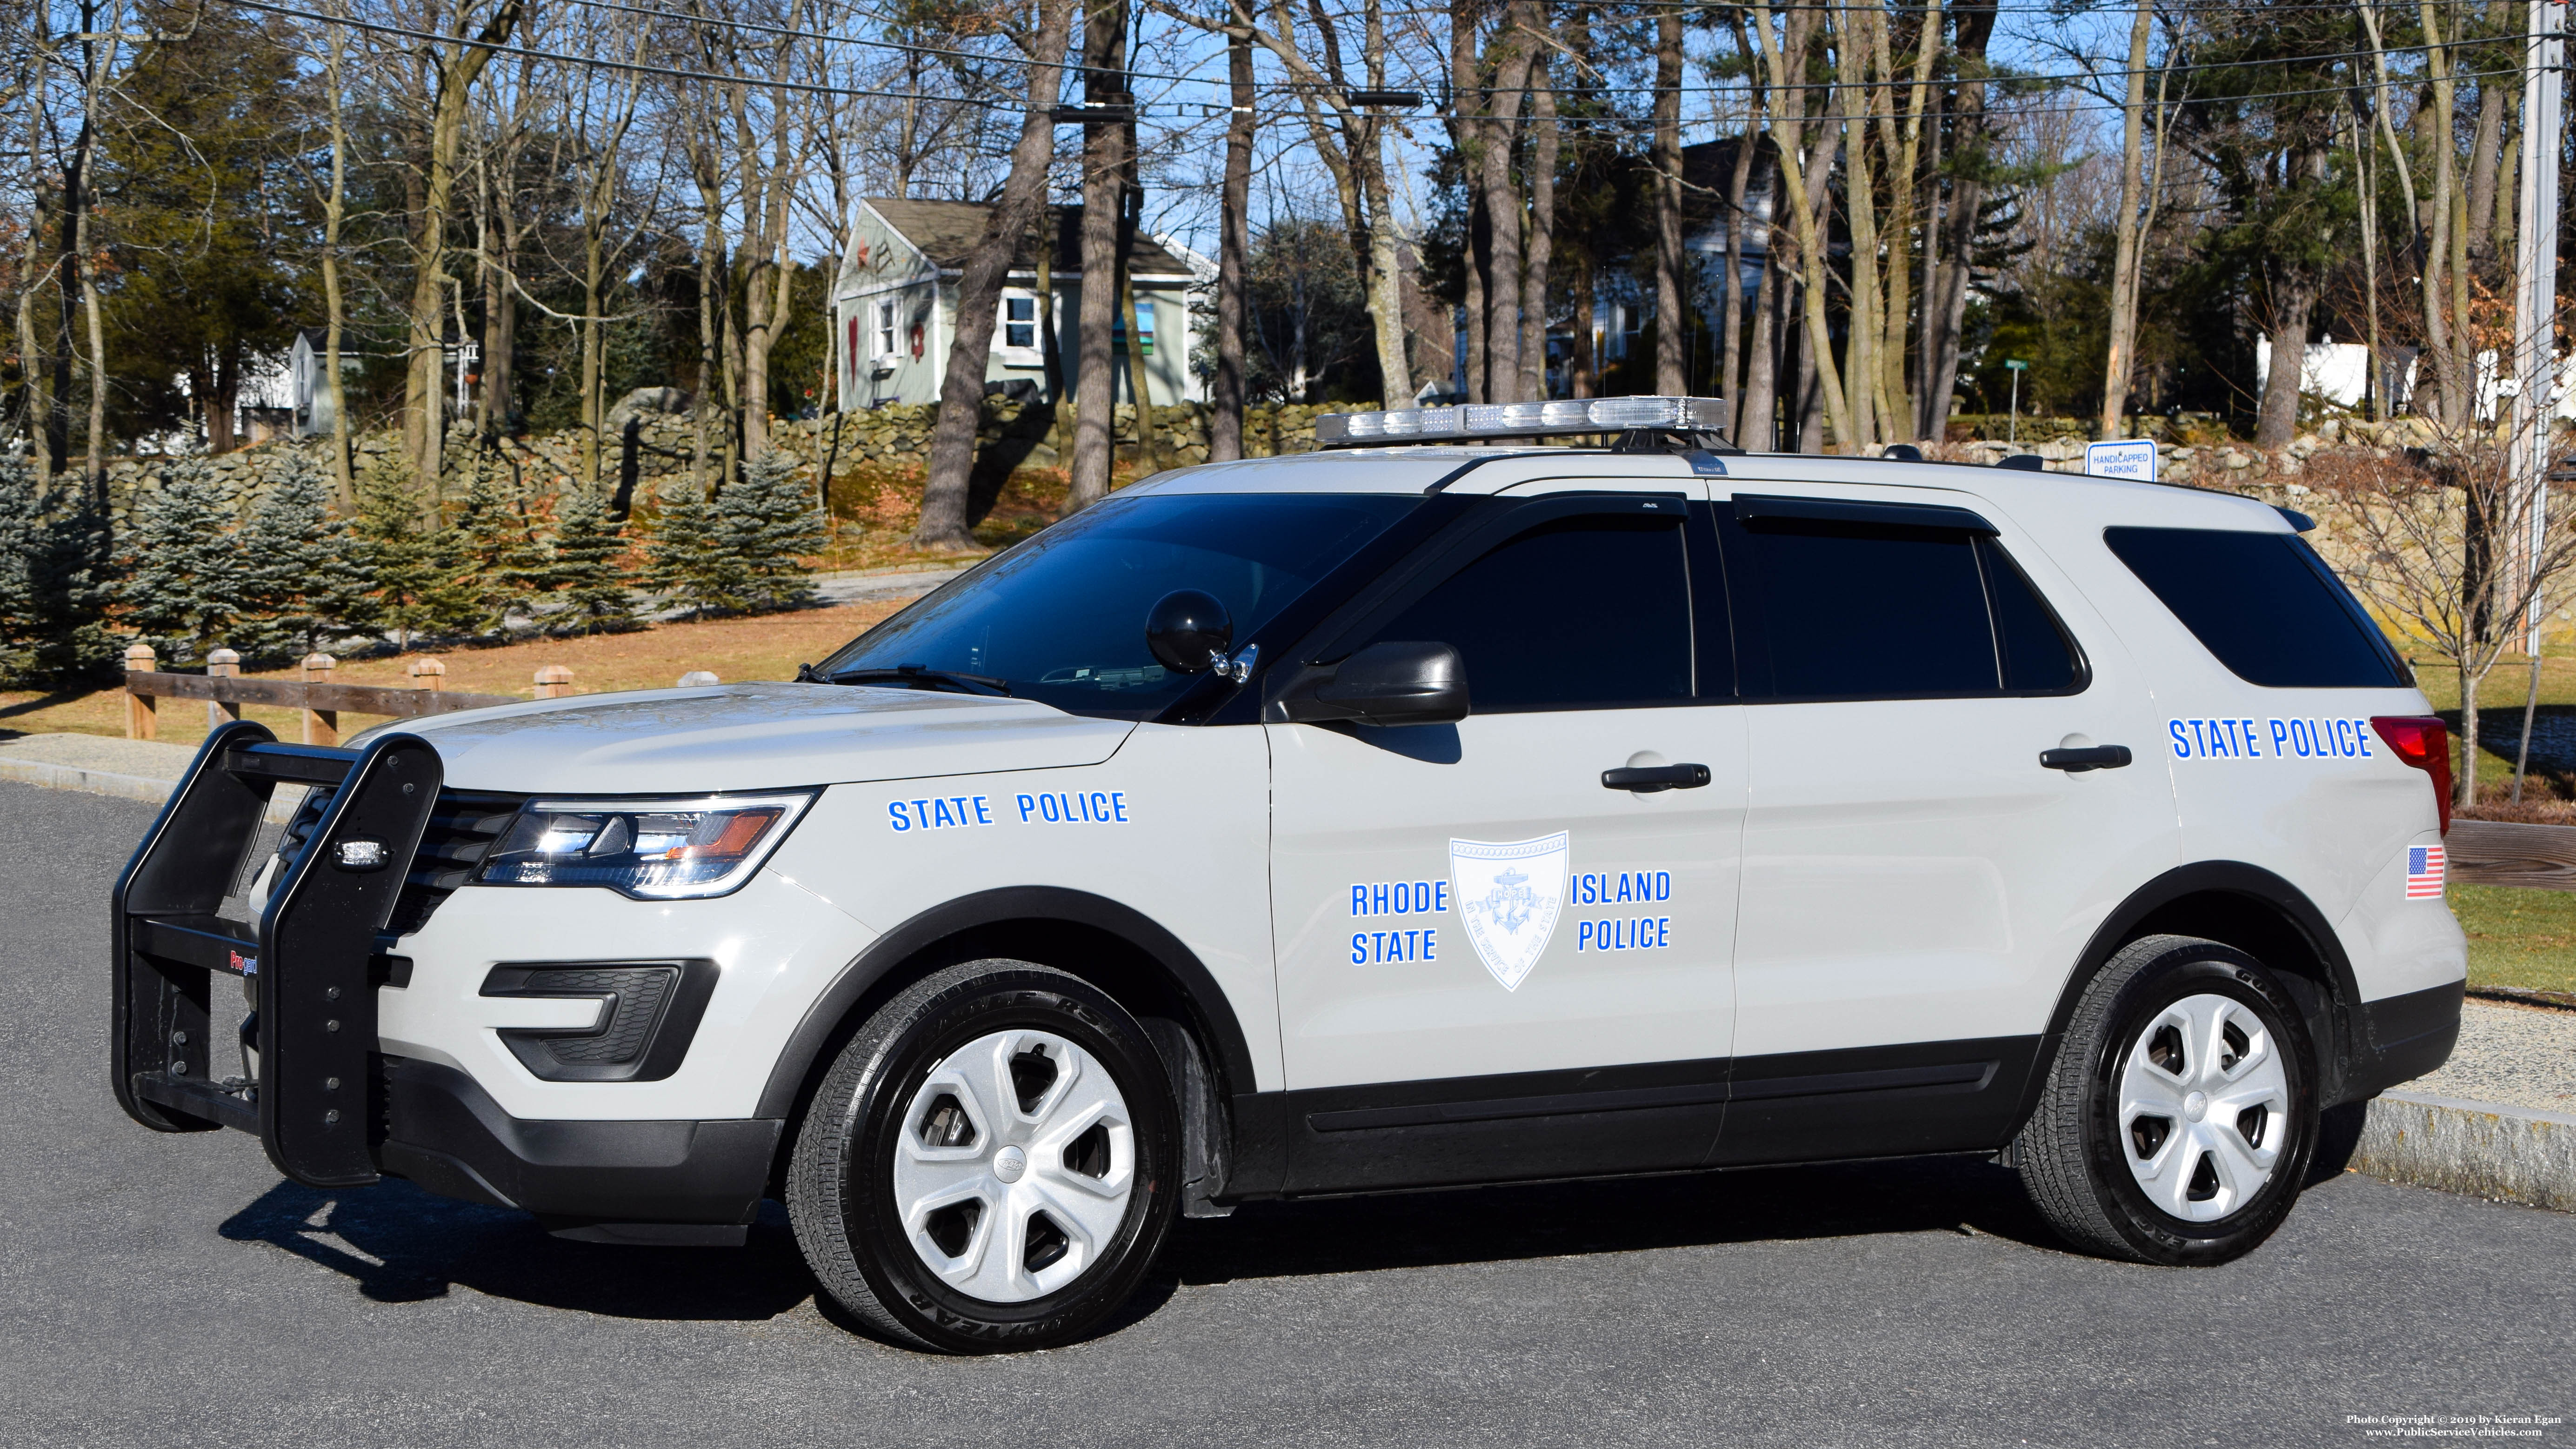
xmin=1601 ymin=763 xmax=1712 ymax=792
xmin=2040 ymin=745 xmax=2132 ymax=772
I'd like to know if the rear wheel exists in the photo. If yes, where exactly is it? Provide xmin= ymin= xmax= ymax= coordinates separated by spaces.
xmin=2015 ymin=934 xmax=2317 ymax=1265
xmin=787 ymin=960 xmax=1180 ymax=1351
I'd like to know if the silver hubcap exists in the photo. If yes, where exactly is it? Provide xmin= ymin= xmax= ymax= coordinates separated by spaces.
xmin=891 ymin=1029 xmax=1134 ymax=1303
xmin=2117 ymin=992 xmax=2290 ymax=1222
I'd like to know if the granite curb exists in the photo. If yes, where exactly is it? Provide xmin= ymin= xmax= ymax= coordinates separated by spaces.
xmin=2353 ymin=1091 xmax=2576 ymax=1213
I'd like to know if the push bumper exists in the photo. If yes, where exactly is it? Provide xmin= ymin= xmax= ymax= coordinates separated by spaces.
xmin=380 ymin=1057 xmax=780 ymax=1242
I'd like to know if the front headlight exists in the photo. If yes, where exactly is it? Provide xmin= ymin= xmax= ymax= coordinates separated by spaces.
xmin=476 ymin=791 xmax=817 ymax=899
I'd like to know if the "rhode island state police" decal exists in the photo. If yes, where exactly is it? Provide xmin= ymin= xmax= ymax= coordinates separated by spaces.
xmin=1449 ymin=833 xmax=1569 ymax=991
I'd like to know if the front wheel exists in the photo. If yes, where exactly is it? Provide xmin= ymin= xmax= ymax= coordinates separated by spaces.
xmin=2015 ymin=934 xmax=2318 ymax=1266
xmin=787 ymin=960 xmax=1180 ymax=1351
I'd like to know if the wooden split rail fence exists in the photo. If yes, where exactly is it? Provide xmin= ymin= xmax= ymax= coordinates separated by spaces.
xmin=121 ymin=644 xmax=723 ymax=746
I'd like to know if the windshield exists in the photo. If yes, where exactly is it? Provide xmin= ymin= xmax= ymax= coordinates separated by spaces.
xmin=817 ymin=491 xmax=1420 ymax=718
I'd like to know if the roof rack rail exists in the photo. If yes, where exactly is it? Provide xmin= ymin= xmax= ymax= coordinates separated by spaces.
xmin=1314 ymin=396 xmax=1739 ymax=453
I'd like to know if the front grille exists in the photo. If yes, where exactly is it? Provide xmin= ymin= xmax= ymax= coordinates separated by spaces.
xmin=387 ymin=789 xmax=527 ymax=937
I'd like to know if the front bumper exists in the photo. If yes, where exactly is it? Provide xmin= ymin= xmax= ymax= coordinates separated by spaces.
xmin=381 ymin=1057 xmax=780 ymax=1240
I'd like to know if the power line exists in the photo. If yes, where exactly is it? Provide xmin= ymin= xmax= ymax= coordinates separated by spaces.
xmin=236 ymin=0 xmax=2533 ymax=128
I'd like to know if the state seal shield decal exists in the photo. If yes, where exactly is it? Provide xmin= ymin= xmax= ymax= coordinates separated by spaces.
xmin=1449 ymin=832 xmax=1569 ymax=990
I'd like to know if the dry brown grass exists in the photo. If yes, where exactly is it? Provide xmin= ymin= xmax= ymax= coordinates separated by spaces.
xmin=0 ymin=600 xmax=908 ymax=748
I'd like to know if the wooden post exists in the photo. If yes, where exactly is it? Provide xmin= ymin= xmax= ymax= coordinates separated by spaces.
xmin=534 ymin=664 xmax=575 ymax=699
xmin=677 ymin=670 xmax=720 ymax=688
xmin=123 ymin=643 xmax=157 ymax=741
xmin=206 ymin=648 xmax=243 ymax=731
xmin=301 ymin=653 xmax=339 ymax=746
xmin=408 ymin=657 xmax=446 ymax=693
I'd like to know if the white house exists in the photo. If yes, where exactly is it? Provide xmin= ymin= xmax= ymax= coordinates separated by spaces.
xmin=287 ymin=328 xmax=368 ymax=437
xmin=833 ymin=199 xmax=1205 ymax=412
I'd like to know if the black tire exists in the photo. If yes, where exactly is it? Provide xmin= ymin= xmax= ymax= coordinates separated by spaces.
xmin=2014 ymin=934 xmax=2319 ymax=1266
xmin=787 ymin=960 xmax=1181 ymax=1352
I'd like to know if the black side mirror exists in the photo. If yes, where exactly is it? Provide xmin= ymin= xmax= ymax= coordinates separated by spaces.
xmin=1284 ymin=641 xmax=1471 ymax=726
xmin=1146 ymin=589 xmax=1233 ymax=674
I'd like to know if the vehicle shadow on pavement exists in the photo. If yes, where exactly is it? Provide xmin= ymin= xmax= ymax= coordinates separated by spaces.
xmin=223 ymin=1143 xmax=2362 ymax=1333
xmin=1155 ymin=1153 xmax=2068 ymax=1291
xmin=219 ymin=1179 xmax=814 ymax=1320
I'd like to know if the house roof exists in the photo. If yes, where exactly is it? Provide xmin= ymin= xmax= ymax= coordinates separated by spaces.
xmin=863 ymin=199 xmax=1196 ymax=278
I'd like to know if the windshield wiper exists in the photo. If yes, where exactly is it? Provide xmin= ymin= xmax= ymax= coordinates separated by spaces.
xmin=826 ymin=664 xmax=1014 ymax=697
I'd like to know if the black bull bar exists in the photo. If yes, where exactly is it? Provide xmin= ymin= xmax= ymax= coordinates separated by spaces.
xmin=112 ymin=720 xmax=443 ymax=1188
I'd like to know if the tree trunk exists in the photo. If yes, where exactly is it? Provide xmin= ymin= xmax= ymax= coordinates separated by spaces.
xmin=1652 ymin=6 xmax=1687 ymax=395
xmin=1066 ymin=0 xmax=1127 ymax=514
xmin=73 ymin=11 xmax=115 ymax=498
xmin=1742 ymin=223 xmax=1782 ymax=447
xmin=2099 ymin=0 xmax=2154 ymax=440
xmin=1794 ymin=297 xmax=1823 ymax=453
xmin=1211 ymin=16 xmax=1253 ymax=460
xmin=1720 ymin=117 xmax=1756 ymax=434
xmin=1520 ymin=48 xmax=1558 ymax=402
xmin=690 ymin=135 xmax=724 ymax=501
xmin=2466 ymin=73 xmax=2503 ymax=267
xmin=1569 ymin=256 xmax=1596 ymax=398
xmin=1476 ymin=0 xmax=1538 ymax=401
xmin=2256 ymin=272 xmax=2316 ymax=447
xmin=1924 ymin=0 xmax=1996 ymax=442
xmin=321 ymin=22 xmax=354 ymax=508
xmin=1463 ymin=191 xmax=1489 ymax=402
xmin=405 ymin=0 xmax=525 ymax=503
xmin=913 ymin=0 xmax=1079 ymax=548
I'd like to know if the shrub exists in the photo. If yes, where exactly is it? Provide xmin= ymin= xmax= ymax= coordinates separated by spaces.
xmin=642 ymin=477 xmax=742 ymax=619
xmin=234 ymin=454 xmax=376 ymax=662
xmin=0 ymin=460 xmax=114 ymax=687
xmin=547 ymin=488 xmax=638 ymax=633
xmin=356 ymin=458 xmax=480 ymax=648
xmin=714 ymin=449 xmax=826 ymax=613
xmin=118 ymin=467 xmax=247 ymax=666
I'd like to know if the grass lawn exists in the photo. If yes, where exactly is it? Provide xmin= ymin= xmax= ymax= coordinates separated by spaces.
xmin=2449 ymin=884 xmax=2576 ymax=994
xmin=0 ymin=599 xmax=908 ymax=749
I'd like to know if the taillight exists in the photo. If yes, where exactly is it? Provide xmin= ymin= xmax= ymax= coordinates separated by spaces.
xmin=2371 ymin=716 xmax=2453 ymax=834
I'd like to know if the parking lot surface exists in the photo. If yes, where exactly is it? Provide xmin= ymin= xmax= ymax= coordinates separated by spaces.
xmin=4 ymin=778 xmax=2569 ymax=1448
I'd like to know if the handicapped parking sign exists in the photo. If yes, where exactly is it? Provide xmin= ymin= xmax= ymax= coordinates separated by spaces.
xmin=2085 ymin=438 xmax=2157 ymax=481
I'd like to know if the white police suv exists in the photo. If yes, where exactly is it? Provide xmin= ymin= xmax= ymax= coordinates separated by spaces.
xmin=113 ymin=398 xmax=2466 ymax=1352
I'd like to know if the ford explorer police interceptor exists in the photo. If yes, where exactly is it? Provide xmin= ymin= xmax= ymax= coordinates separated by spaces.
xmin=111 ymin=397 xmax=2466 ymax=1353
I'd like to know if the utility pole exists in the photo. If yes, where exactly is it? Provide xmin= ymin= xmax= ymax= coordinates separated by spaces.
xmin=2508 ymin=0 xmax=2566 ymax=800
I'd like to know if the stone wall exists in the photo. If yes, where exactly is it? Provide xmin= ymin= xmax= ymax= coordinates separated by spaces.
xmin=93 ymin=398 xmax=1341 ymax=524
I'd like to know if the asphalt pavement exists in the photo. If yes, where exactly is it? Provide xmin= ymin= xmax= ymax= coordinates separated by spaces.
xmin=3 ymin=778 xmax=2569 ymax=1449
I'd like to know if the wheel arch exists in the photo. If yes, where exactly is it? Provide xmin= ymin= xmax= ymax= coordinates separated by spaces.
xmin=2015 ymin=861 xmax=2367 ymax=1133
xmin=754 ymin=887 xmax=1259 ymax=1189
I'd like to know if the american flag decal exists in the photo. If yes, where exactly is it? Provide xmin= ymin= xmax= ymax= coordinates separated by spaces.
xmin=2405 ymin=845 xmax=2446 ymax=899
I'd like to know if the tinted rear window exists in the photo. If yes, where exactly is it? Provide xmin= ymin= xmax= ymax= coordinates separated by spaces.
xmin=2104 ymin=527 xmax=2404 ymax=688
xmin=1725 ymin=519 xmax=2081 ymax=698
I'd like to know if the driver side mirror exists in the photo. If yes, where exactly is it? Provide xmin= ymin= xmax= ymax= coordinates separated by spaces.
xmin=1281 ymin=641 xmax=1471 ymax=727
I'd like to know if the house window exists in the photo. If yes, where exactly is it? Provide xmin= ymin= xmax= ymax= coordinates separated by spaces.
xmin=1003 ymin=294 xmax=1036 ymax=350
xmin=1134 ymin=300 xmax=1155 ymax=356
xmin=876 ymin=300 xmax=898 ymax=359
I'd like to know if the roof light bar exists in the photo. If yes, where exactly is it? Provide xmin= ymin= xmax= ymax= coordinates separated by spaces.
xmin=1315 ymin=396 xmax=1729 ymax=447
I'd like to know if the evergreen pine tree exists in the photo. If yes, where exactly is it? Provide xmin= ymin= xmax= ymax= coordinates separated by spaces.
xmin=357 ymin=458 xmax=479 ymax=648
xmin=119 ymin=468 xmax=248 ymax=665
xmin=643 ymin=477 xmax=742 ymax=619
xmin=0 ymin=459 xmax=113 ymax=686
xmin=451 ymin=457 xmax=551 ymax=635
xmin=547 ymin=488 xmax=638 ymax=633
xmin=714 ymin=449 xmax=827 ymax=613
xmin=236 ymin=455 xmax=376 ymax=662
